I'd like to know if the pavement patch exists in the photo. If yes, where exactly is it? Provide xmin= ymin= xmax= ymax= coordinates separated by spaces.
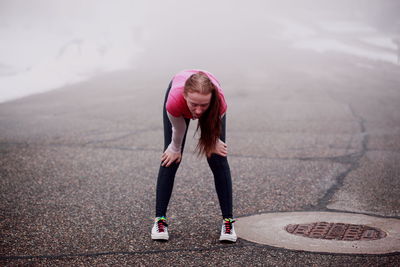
xmin=235 ymin=212 xmax=400 ymax=254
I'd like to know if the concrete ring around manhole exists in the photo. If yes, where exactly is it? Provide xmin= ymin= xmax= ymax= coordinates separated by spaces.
xmin=235 ymin=211 xmax=400 ymax=254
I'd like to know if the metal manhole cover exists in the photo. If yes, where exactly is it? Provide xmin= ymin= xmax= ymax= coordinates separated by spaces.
xmin=285 ymin=222 xmax=387 ymax=241
xmin=235 ymin=212 xmax=400 ymax=254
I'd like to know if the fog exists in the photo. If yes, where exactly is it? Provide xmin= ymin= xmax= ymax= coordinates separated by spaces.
xmin=1 ymin=0 xmax=399 ymax=103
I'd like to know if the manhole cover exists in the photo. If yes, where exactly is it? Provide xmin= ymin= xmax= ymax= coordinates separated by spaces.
xmin=235 ymin=212 xmax=400 ymax=254
xmin=285 ymin=222 xmax=387 ymax=241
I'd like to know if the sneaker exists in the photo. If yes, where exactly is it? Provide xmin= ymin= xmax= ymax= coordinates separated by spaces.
xmin=219 ymin=218 xmax=237 ymax=242
xmin=151 ymin=217 xmax=169 ymax=240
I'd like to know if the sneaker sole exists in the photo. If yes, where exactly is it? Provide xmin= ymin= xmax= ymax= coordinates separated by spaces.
xmin=219 ymin=235 xmax=237 ymax=242
xmin=151 ymin=234 xmax=169 ymax=241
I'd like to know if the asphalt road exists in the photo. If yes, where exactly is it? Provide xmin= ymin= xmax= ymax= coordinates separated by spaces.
xmin=1 ymin=46 xmax=400 ymax=266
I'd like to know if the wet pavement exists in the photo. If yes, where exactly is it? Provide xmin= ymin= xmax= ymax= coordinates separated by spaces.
xmin=1 ymin=47 xmax=400 ymax=266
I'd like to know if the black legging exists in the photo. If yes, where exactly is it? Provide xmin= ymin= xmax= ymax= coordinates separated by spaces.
xmin=155 ymin=82 xmax=233 ymax=219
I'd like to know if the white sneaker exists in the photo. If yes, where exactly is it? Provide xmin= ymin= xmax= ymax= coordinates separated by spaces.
xmin=151 ymin=217 xmax=169 ymax=240
xmin=219 ymin=218 xmax=237 ymax=242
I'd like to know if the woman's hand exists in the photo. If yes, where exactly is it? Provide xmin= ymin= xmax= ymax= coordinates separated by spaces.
xmin=161 ymin=149 xmax=182 ymax=167
xmin=207 ymin=139 xmax=228 ymax=157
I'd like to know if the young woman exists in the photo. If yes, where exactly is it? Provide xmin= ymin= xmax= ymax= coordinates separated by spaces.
xmin=151 ymin=70 xmax=236 ymax=242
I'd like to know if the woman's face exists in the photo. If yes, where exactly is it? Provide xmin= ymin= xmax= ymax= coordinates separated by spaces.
xmin=184 ymin=91 xmax=212 ymax=119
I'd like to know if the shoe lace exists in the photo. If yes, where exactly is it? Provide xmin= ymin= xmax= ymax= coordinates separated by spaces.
xmin=223 ymin=218 xmax=235 ymax=234
xmin=157 ymin=217 xmax=168 ymax=233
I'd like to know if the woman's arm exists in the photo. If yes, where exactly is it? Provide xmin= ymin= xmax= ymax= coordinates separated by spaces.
xmin=166 ymin=111 xmax=187 ymax=153
xmin=161 ymin=112 xmax=187 ymax=167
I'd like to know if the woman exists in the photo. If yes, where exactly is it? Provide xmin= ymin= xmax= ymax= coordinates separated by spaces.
xmin=151 ymin=70 xmax=236 ymax=242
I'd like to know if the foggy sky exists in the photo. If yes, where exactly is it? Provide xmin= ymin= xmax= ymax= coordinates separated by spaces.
xmin=1 ymin=0 xmax=399 ymax=102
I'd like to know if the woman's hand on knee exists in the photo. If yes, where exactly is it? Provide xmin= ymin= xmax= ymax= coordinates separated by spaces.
xmin=207 ymin=139 xmax=228 ymax=158
xmin=161 ymin=150 xmax=182 ymax=167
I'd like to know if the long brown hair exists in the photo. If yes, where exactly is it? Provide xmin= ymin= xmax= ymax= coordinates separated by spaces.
xmin=184 ymin=72 xmax=221 ymax=156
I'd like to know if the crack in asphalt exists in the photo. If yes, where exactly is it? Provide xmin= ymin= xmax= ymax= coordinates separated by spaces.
xmin=0 ymin=243 xmax=252 ymax=261
xmin=0 ymin=141 xmax=366 ymax=163
xmin=307 ymin=103 xmax=369 ymax=210
xmin=236 ymin=209 xmax=400 ymax=220
xmin=2 ymin=239 xmax=399 ymax=261
xmin=82 ymin=126 xmax=160 ymax=146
